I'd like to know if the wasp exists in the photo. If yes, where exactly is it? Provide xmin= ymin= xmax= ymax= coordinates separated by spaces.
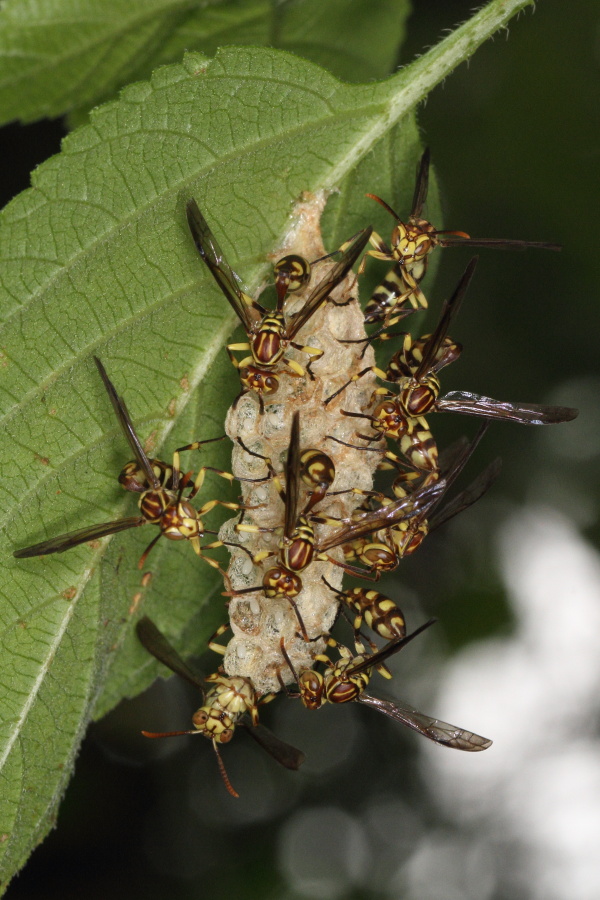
xmin=229 ymin=413 xmax=337 ymax=638
xmin=279 ymin=621 xmax=491 ymax=751
xmin=333 ymin=263 xmax=578 ymax=460
xmin=309 ymin=474 xmax=448 ymax=581
xmin=326 ymin=256 xmax=476 ymax=414
xmin=364 ymin=147 xmax=561 ymax=324
xmin=331 ymin=424 xmax=499 ymax=579
xmin=186 ymin=199 xmax=372 ymax=411
xmin=322 ymin=576 xmax=407 ymax=646
xmin=13 ymin=357 xmax=254 ymax=571
xmin=136 ymin=617 xmax=304 ymax=797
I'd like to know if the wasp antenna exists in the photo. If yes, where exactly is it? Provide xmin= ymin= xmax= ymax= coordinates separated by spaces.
xmin=213 ymin=740 xmax=239 ymax=798
xmin=366 ymin=193 xmax=402 ymax=221
xmin=141 ymin=729 xmax=199 ymax=738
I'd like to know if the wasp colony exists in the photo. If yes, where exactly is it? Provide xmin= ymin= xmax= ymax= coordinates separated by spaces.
xmin=14 ymin=150 xmax=578 ymax=796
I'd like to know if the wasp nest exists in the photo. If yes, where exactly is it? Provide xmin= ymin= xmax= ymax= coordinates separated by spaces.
xmin=220 ymin=192 xmax=382 ymax=694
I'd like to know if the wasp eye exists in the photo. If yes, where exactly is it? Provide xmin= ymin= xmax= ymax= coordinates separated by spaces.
xmin=192 ymin=709 xmax=209 ymax=729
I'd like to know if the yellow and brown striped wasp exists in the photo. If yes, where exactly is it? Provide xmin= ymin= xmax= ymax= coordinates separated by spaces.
xmin=279 ymin=621 xmax=492 ymax=751
xmin=364 ymin=147 xmax=561 ymax=324
xmin=311 ymin=475 xmax=448 ymax=581
xmin=137 ymin=617 xmax=304 ymax=797
xmin=229 ymin=412 xmax=337 ymax=638
xmin=326 ymin=256 xmax=477 ymax=413
xmin=329 ymin=424 xmax=499 ymax=580
xmin=186 ymin=199 xmax=372 ymax=411
xmin=331 ymin=259 xmax=578 ymax=461
xmin=13 ymin=357 xmax=254 ymax=571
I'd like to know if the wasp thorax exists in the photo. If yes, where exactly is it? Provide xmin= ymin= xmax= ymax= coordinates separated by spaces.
xmin=252 ymin=319 xmax=285 ymax=367
xmin=399 ymin=376 xmax=440 ymax=417
xmin=361 ymin=543 xmax=398 ymax=571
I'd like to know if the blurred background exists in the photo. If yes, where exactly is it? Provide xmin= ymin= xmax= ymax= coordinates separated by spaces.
xmin=2 ymin=1 xmax=599 ymax=898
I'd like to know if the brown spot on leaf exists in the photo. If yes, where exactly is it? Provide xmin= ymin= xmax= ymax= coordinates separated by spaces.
xmin=180 ymin=375 xmax=190 ymax=392
xmin=129 ymin=593 xmax=142 ymax=616
xmin=61 ymin=587 xmax=77 ymax=601
xmin=144 ymin=431 xmax=158 ymax=454
xmin=168 ymin=398 xmax=177 ymax=418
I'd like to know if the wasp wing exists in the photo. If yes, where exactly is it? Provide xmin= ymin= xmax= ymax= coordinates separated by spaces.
xmin=429 ymin=457 xmax=502 ymax=533
xmin=239 ymin=719 xmax=306 ymax=770
xmin=436 ymin=391 xmax=579 ymax=424
xmin=284 ymin=412 xmax=301 ymax=539
xmin=286 ymin=226 xmax=373 ymax=340
xmin=13 ymin=516 xmax=145 ymax=558
xmin=136 ymin=616 xmax=206 ymax=692
xmin=411 ymin=147 xmax=431 ymax=219
xmin=346 ymin=619 xmax=436 ymax=677
xmin=317 ymin=477 xmax=446 ymax=553
xmin=94 ymin=356 xmax=160 ymax=490
xmin=414 ymin=257 xmax=477 ymax=381
xmin=186 ymin=199 xmax=256 ymax=333
xmin=438 ymin=236 xmax=561 ymax=252
xmin=357 ymin=693 xmax=492 ymax=751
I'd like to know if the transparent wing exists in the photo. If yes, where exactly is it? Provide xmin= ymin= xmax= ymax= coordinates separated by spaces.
xmin=438 ymin=236 xmax=561 ymax=252
xmin=94 ymin=356 xmax=159 ymax=490
xmin=286 ymin=226 xmax=373 ymax=339
xmin=429 ymin=457 xmax=502 ymax=533
xmin=414 ymin=257 xmax=477 ymax=380
xmin=13 ymin=516 xmax=145 ymax=558
xmin=284 ymin=412 xmax=301 ymax=539
xmin=346 ymin=619 xmax=436 ymax=677
xmin=357 ymin=694 xmax=492 ymax=751
xmin=436 ymin=391 xmax=579 ymax=425
xmin=136 ymin=616 xmax=206 ymax=692
xmin=411 ymin=147 xmax=430 ymax=219
xmin=186 ymin=199 xmax=256 ymax=333
xmin=239 ymin=719 xmax=306 ymax=770
xmin=317 ymin=478 xmax=447 ymax=553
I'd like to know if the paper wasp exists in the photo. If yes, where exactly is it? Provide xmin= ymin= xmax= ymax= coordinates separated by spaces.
xmin=322 ymin=576 xmax=407 ymax=645
xmin=333 ymin=255 xmax=577 ymax=453
xmin=13 ymin=357 xmax=254 ymax=571
xmin=326 ymin=256 xmax=477 ymax=410
xmin=314 ymin=438 xmax=501 ymax=641
xmin=186 ymin=199 xmax=372 ymax=410
xmin=136 ymin=617 xmax=304 ymax=797
xmin=331 ymin=424 xmax=499 ymax=579
xmin=364 ymin=147 xmax=561 ymax=324
xmin=310 ymin=475 xmax=448 ymax=581
xmin=229 ymin=413 xmax=337 ymax=638
xmin=279 ymin=621 xmax=492 ymax=751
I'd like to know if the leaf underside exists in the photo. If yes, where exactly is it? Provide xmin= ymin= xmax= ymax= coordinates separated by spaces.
xmin=0 ymin=0 xmax=534 ymax=888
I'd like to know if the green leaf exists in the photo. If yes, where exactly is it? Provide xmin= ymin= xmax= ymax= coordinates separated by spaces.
xmin=0 ymin=0 xmax=409 ymax=126
xmin=0 ymin=0 xmax=535 ymax=888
